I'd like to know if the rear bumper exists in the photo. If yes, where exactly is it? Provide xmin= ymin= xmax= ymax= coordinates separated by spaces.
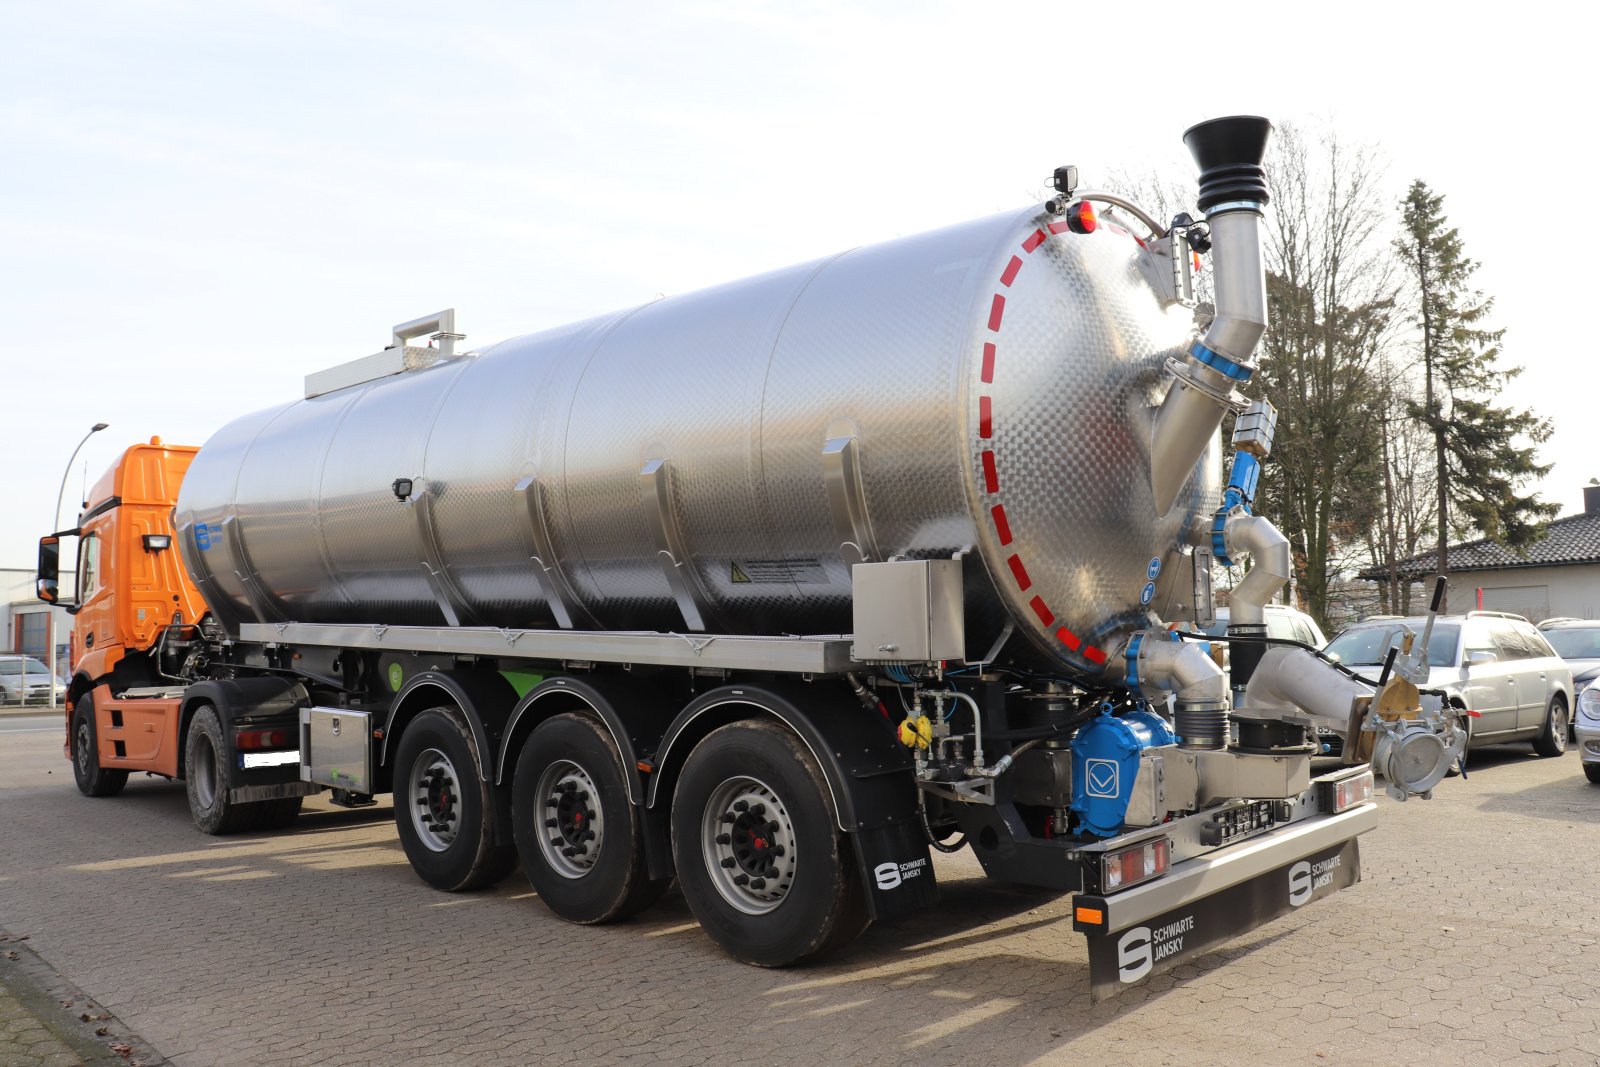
xmin=1076 ymin=803 xmax=1377 ymax=1000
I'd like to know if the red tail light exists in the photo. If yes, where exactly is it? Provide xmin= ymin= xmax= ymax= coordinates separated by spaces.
xmin=235 ymin=728 xmax=292 ymax=750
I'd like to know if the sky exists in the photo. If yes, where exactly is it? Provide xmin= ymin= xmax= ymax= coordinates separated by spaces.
xmin=2 ymin=0 xmax=1592 ymax=570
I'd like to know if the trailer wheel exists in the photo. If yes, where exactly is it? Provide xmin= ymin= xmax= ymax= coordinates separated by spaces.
xmin=511 ymin=713 xmax=667 ymax=924
xmin=672 ymin=720 xmax=867 ymax=967
xmin=393 ymin=706 xmax=517 ymax=891
xmin=71 ymin=695 xmax=128 ymax=798
xmin=185 ymin=704 xmax=264 ymax=834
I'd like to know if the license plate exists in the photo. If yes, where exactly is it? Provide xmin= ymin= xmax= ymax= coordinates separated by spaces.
xmin=241 ymin=751 xmax=300 ymax=769
xmin=1086 ymin=836 xmax=1361 ymax=1000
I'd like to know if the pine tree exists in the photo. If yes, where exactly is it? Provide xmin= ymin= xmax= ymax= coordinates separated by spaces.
xmin=1396 ymin=181 xmax=1555 ymax=609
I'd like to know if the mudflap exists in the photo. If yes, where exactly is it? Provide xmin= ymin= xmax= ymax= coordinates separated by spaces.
xmin=1082 ymin=835 xmax=1361 ymax=1002
xmin=851 ymin=817 xmax=937 ymax=922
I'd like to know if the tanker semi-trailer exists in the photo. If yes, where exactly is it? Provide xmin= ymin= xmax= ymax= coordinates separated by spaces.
xmin=36 ymin=116 xmax=1466 ymax=998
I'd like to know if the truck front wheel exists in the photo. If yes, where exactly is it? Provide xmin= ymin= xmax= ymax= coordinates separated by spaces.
xmin=511 ymin=713 xmax=667 ymax=924
xmin=392 ymin=706 xmax=517 ymax=892
xmin=671 ymin=720 xmax=867 ymax=967
xmin=71 ymin=695 xmax=128 ymax=798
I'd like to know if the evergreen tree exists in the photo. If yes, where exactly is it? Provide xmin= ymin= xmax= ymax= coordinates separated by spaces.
xmin=1396 ymin=181 xmax=1555 ymax=608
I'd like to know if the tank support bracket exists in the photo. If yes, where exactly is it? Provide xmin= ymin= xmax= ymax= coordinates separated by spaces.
xmin=640 ymin=459 xmax=714 ymax=632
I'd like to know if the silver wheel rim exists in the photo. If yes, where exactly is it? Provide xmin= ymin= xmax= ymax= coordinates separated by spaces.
xmin=75 ymin=721 xmax=91 ymax=778
xmin=534 ymin=760 xmax=604 ymax=879
xmin=194 ymin=727 xmax=218 ymax=808
xmin=1552 ymin=703 xmax=1568 ymax=752
xmin=408 ymin=748 xmax=462 ymax=852
xmin=701 ymin=775 xmax=798 ymax=916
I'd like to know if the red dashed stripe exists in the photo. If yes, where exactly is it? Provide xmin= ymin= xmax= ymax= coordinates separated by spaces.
xmin=979 ymin=222 xmax=1107 ymax=661
xmin=990 ymin=504 xmax=1012 ymax=545
xmin=1007 ymin=554 xmax=1031 ymax=591
xmin=987 ymin=294 xmax=1006 ymax=332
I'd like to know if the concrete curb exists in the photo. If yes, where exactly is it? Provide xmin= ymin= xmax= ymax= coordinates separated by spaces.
xmin=0 ymin=930 xmax=169 ymax=1067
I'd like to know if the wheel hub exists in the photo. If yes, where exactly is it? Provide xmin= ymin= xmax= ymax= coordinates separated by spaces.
xmin=702 ymin=776 xmax=798 ymax=915
xmin=409 ymin=748 xmax=462 ymax=852
xmin=535 ymin=761 xmax=604 ymax=879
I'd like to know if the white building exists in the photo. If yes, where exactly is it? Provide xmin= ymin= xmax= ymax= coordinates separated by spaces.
xmin=1360 ymin=485 xmax=1600 ymax=621
xmin=2 ymin=567 xmax=76 ymax=674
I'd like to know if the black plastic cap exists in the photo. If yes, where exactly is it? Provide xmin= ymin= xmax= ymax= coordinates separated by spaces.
xmin=1182 ymin=115 xmax=1272 ymax=213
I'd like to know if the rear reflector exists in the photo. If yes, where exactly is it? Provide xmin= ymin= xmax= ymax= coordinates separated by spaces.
xmin=1074 ymin=905 xmax=1104 ymax=926
xmin=1101 ymin=836 xmax=1170 ymax=892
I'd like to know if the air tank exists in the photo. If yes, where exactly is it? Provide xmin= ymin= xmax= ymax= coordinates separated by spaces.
xmin=176 ymin=197 xmax=1221 ymax=675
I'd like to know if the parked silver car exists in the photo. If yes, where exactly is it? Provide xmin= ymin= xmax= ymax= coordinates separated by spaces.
xmin=1537 ymin=619 xmax=1600 ymax=693
xmin=1201 ymin=603 xmax=1328 ymax=648
xmin=1324 ymin=612 xmax=1574 ymax=758
xmin=0 ymin=655 xmax=66 ymax=705
xmin=1576 ymin=679 xmax=1600 ymax=784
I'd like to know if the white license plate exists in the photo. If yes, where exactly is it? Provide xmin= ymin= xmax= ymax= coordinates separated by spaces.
xmin=241 ymin=751 xmax=300 ymax=769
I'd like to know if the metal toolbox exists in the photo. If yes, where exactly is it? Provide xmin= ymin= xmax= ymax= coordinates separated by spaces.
xmin=299 ymin=707 xmax=374 ymax=792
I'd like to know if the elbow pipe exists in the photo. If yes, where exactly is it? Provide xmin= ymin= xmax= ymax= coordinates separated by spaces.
xmin=1224 ymin=513 xmax=1291 ymax=628
xmin=1150 ymin=116 xmax=1273 ymax=516
xmin=1125 ymin=632 xmax=1231 ymax=749
xmin=1243 ymin=646 xmax=1372 ymax=731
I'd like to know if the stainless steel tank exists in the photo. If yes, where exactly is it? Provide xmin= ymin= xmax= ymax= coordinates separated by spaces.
xmin=176 ymin=204 xmax=1218 ymax=674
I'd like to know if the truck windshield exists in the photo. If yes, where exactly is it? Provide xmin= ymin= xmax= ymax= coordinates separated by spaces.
xmin=1325 ymin=624 xmax=1459 ymax=668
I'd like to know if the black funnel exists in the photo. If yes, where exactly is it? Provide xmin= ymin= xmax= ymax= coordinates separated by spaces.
xmin=1182 ymin=115 xmax=1272 ymax=213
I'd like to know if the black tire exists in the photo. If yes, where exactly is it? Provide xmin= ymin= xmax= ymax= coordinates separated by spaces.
xmin=1533 ymin=695 xmax=1569 ymax=758
xmin=392 ymin=706 xmax=517 ymax=892
xmin=186 ymin=704 xmax=267 ymax=834
xmin=671 ymin=720 xmax=868 ymax=967
xmin=71 ymin=695 xmax=128 ymax=798
xmin=512 ymin=713 xmax=668 ymax=924
xmin=1585 ymin=763 xmax=1600 ymax=785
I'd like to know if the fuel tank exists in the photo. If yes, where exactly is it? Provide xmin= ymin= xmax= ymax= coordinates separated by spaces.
xmin=175 ymin=204 xmax=1218 ymax=674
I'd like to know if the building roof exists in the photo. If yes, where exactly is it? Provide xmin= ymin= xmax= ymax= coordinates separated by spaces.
xmin=1359 ymin=509 xmax=1600 ymax=582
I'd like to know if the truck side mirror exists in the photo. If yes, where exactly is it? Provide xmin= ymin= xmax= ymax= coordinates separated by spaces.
xmin=36 ymin=536 xmax=60 ymax=604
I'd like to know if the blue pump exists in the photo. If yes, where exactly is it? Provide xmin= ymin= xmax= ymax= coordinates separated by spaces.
xmin=1069 ymin=707 xmax=1178 ymax=837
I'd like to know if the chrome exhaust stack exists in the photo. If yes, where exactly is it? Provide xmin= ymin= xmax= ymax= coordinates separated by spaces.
xmin=1150 ymin=116 xmax=1273 ymax=516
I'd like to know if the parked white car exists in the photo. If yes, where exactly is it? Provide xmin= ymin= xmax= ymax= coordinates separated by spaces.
xmin=1200 ymin=604 xmax=1328 ymax=647
xmin=0 ymin=655 xmax=66 ymax=705
xmin=1324 ymin=612 xmax=1574 ymax=758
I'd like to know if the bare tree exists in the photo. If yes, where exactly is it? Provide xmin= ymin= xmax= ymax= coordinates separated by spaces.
xmin=1252 ymin=122 xmax=1398 ymax=630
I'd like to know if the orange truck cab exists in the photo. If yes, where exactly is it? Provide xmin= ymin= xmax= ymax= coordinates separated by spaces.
xmin=40 ymin=439 xmax=209 ymax=781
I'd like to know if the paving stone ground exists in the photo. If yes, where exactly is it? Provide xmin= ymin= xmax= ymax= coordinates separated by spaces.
xmin=1 ymin=711 xmax=1596 ymax=1066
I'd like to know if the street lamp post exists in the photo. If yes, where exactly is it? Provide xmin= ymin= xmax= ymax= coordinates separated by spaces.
xmin=49 ymin=422 xmax=108 ymax=711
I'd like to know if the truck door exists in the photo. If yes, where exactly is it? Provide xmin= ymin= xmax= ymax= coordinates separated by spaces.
xmin=1462 ymin=619 xmax=1518 ymax=738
